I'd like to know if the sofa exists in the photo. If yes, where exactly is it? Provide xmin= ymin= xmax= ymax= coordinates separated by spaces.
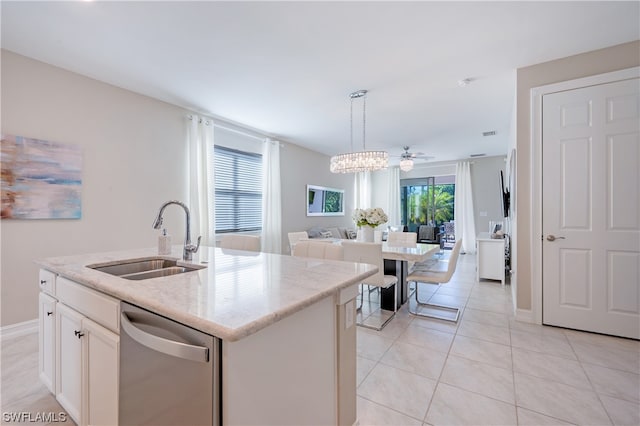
xmin=307 ymin=226 xmax=357 ymax=240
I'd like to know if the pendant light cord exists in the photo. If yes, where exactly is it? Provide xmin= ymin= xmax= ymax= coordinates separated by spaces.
xmin=362 ymin=93 xmax=366 ymax=151
xmin=350 ymin=96 xmax=354 ymax=153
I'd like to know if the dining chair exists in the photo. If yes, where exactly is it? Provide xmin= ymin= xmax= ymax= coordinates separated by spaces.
xmin=406 ymin=239 xmax=462 ymax=322
xmin=292 ymin=240 xmax=343 ymax=260
xmin=387 ymin=231 xmax=417 ymax=244
xmin=287 ymin=231 xmax=309 ymax=253
xmin=342 ymin=241 xmax=398 ymax=331
xmin=442 ymin=221 xmax=456 ymax=248
xmin=220 ymin=234 xmax=261 ymax=252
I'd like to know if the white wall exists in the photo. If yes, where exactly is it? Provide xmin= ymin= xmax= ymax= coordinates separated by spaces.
xmin=279 ymin=142 xmax=355 ymax=253
xmin=470 ymin=156 xmax=507 ymax=235
xmin=0 ymin=51 xmax=354 ymax=326
xmin=1 ymin=50 xmax=192 ymax=326
xmin=373 ymin=157 xmax=506 ymax=232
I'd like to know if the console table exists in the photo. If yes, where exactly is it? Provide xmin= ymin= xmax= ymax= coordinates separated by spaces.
xmin=476 ymin=232 xmax=506 ymax=286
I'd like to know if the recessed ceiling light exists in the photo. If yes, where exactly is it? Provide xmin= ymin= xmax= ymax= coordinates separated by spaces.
xmin=482 ymin=131 xmax=497 ymax=137
xmin=458 ymin=78 xmax=473 ymax=87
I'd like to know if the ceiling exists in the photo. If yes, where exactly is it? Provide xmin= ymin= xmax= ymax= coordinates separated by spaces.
xmin=2 ymin=1 xmax=639 ymax=165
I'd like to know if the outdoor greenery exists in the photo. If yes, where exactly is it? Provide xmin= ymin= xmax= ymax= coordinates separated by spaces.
xmin=402 ymin=184 xmax=454 ymax=231
xmin=323 ymin=191 xmax=343 ymax=213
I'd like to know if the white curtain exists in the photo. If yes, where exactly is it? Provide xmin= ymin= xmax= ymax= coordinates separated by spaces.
xmin=261 ymin=138 xmax=282 ymax=254
xmin=454 ymin=161 xmax=476 ymax=254
xmin=188 ymin=115 xmax=215 ymax=246
xmin=354 ymin=171 xmax=371 ymax=209
xmin=387 ymin=167 xmax=401 ymax=228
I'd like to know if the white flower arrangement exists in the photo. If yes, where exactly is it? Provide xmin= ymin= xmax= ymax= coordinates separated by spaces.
xmin=353 ymin=207 xmax=388 ymax=228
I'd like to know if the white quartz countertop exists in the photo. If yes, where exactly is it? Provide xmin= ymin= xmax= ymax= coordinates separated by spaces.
xmin=35 ymin=246 xmax=377 ymax=341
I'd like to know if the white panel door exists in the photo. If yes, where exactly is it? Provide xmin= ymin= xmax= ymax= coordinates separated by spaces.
xmin=542 ymin=77 xmax=640 ymax=339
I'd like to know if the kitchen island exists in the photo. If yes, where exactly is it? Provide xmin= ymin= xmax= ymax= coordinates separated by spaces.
xmin=36 ymin=245 xmax=377 ymax=425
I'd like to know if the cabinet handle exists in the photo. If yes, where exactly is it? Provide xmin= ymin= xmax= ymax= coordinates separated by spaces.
xmin=74 ymin=330 xmax=85 ymax=338
xmin=40 ymin=280 xmax=47 ymax=285
xmin=121 ymin=312 xmax=209 ymax=363
xmin=47 ymin=311 xmax=53 ymax=316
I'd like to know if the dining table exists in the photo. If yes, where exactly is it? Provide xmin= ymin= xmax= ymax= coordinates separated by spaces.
xmin=379 ymin=241 xmax=441 ymax=310
xmin=323 ymin=238 xmax=440 ymax=310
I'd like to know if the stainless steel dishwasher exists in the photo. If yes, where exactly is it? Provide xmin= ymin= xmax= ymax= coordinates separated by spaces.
xmin=119 ymin=302 xmax=220 ymax=425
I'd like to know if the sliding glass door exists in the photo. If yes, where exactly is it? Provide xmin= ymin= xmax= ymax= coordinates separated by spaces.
xmin=400 ymin=176 xmax=455 ymax=232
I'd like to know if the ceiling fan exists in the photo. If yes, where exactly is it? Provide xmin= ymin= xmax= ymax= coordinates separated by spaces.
xmin=393 ymin=146 xmax=434 ymax=171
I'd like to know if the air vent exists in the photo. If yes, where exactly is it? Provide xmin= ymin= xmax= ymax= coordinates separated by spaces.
xmin=482 ymin=131 xmax=497 ymax=137
xmin=470 ymin=153 xmax=486 ymax=158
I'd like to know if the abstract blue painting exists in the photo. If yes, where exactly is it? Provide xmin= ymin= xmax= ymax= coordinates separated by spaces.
xmin=1 ymin=134 xmax=82 ymax=219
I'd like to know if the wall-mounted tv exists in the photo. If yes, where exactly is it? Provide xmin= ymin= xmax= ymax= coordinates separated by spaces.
xmin=499 ymin=171 xmax=510 ymax=218
xmin=307 ymin=185 xmax=345 ymax=216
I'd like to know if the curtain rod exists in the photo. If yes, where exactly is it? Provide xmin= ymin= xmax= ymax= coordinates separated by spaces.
xmin=187 ymin=114 xmax=212 ymax=126
xmin=187 ymin=114 xmax=283 ymax=147
xmin=187 ymin=114 xmax=264 ymax=141
xmin=214 ymin=123 xmax=266 ymax=142
xmin=412 ymin=160 xmax=475 ymax=168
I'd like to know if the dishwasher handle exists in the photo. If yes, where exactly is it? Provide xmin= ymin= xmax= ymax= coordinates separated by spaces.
xmin=121 ymin=312 xmax=209 ymax=363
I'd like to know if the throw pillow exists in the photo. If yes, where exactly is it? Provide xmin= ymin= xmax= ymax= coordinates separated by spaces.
xmin=319 ymin=230 xmax=333 ymax=239
xmin=327 ymin=227 xmax=341 ymax=239
xmin=307 ymin=227 xmax=325 ymax=238
xmin=338 ymin=227 xmax=349 ymax=239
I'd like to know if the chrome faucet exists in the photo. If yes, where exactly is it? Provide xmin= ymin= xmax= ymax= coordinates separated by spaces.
xmin=152 ymin=200 xmax=201 ymax=261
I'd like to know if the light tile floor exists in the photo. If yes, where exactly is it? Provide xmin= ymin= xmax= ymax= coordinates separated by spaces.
xmin=356 ymin=253 xmax=640 ymax=426
xmin=2 ymin=253 xmax=638 ymax=425
xmin=1 ymin=332 xmax=73 ymax=425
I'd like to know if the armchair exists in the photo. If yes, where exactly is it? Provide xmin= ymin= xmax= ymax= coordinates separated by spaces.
xmin=417 ymin=225 xmax=441 ymax=245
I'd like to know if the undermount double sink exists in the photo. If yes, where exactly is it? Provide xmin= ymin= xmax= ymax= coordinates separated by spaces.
xmin=89 ymin=258 xmax=205 ymax=280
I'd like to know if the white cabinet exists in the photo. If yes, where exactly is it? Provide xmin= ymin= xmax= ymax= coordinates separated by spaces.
xmin=38 ymin=292 xmax=56 ymax=393
xmin=476 ymin=232 xmax=506 ymax=286
xmin=39 ymin=269 xmax=56 ymax=295
xmin=83 ymin=317 xmax=119 ymax=426
xmin=39 ymin=270 xmax=119 ymax=426
xmin=56 ymin=303 xmax=83 ymax=424
xmin=222 ymin=290 xmax=358 ymax=425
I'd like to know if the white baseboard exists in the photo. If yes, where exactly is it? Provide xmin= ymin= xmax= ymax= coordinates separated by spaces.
xmin=0 ymin=319 xmax=38 ymax=341
xmin=514 ymin=308 xmax=535 ymax=324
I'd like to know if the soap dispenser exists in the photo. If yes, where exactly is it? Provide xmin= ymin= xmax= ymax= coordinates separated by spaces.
xmin=158 ymin=228 xmax=172 ymax=255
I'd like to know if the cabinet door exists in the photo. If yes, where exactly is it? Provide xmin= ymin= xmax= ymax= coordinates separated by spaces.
xmin=478 ymin=241 xmax=504 ymax=281
xmin=39 ymin=269 xmax=56 ymax=296
xmin=39 ymin=292 xmax=56 ymax=393
xmin=56 ymin=304 xmax=83 ymax=425
xmin=83 ymin=317 xmax=119 ymax=426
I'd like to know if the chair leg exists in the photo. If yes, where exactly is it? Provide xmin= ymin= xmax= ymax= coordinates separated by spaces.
xmin=408 ymin=281 xmax=460 ymax=322
xmin=356 ymin=284 xmax=397 ymax=331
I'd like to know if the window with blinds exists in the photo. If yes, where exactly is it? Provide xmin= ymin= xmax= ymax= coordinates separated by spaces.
xmin=214 ymin=145 xmax=262 ymax=233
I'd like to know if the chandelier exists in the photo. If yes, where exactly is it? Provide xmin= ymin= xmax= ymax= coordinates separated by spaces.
xmin=330 ymin=90 xmax=388 ymax=173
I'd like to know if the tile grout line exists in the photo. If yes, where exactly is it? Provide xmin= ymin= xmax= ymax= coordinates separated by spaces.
xmin=565 ymin=329 xmax=617 ymax=426
xmin=420 ymin=279 xmax=473 ymax=424
xmin=508 ymin=313 xmax=520 ymax=425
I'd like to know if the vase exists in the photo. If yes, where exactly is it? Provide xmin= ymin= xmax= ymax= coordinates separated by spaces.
xmin=359 ymin=225 xmax=375 ymax=242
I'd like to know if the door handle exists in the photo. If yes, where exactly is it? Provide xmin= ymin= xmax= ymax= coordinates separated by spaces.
xmin=121 ymin=312 xmax=209 ymax=363
xmin=546 ymin=235 xmax=566 ymax=242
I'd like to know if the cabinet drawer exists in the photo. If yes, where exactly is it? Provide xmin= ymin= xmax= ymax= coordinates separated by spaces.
xmin=39 ymin=269 xmax=56 ymax=296
xmin=57 ymin=277 xmax=119 ymax=333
